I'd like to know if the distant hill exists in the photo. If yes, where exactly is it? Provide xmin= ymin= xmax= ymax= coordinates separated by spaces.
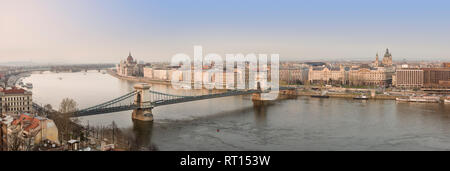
xmin=0 ymin=61 xmax=76 ymax=66
xmin=0 ymin=61 xmax=37 ymax=66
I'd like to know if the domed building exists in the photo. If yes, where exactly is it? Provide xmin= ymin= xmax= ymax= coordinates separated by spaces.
xmin=381 ymin=48 xmax=393 ymax=67
xmin=117 ymin=52 xmax=138 ymax=76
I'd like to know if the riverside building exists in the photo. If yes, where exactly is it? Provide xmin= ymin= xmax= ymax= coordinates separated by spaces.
xmin=0 ymin=87 xmax=33 ymax=115
xmin=116 ymin=52 xmax=146 ymax=77
xmin=394 ymin=68 xmax=424 ymax=88
xmin=422 ymin=68 xmax=450 ymax=89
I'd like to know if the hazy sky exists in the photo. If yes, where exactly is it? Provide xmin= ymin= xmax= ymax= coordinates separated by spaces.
xmin=1 ymin=0 xmax=450 ymax=64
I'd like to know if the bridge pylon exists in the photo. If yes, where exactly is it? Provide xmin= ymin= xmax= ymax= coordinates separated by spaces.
xmin=132 ymin=83 xmax=154 ymax=122
xmin=251 ymin=82 xmax=271 ymax=107
xmin=252 ymin=83 xmax=297 ymax=107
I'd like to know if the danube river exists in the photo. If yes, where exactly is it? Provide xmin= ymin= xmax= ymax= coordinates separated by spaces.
xmin=23 ymin=71 xmax=450 ymax=150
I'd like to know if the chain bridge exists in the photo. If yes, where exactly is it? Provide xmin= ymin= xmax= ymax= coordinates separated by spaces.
xmin=74 ymin=84 xmax=295 ymax=121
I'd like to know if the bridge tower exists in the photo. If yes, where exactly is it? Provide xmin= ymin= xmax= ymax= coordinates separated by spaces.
xmin=132 ymin=83 xmax=154 ymax=122
xmin=252 ymin=83 xmax=297 ymax=107
xmin=279 ymin=88 xmax=297 ymax=99
xmin=252 ymin=82 xmax=272 ymax=107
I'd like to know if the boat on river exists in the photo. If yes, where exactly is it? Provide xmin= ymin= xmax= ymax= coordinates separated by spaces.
xmin=354 ymin=94 xmax=369 ymax=100
xmin=311 ymin=90 xmax=330 ymax=98
xmin=396 ymin=95 xmax=440 ymax=103
xmin=445 ymin=98 xmax=450 ymax=104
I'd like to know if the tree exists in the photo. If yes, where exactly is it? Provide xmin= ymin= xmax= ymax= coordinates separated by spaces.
xmin=7 ymin=129 xmax=35 ymax=151
xmin=53 ymin=98 xmax=80 ymax=142
xmin=8 ymin=131 xmax=23 ymax=151
xmin=59 ymin=98 xmax=78 ymax=114
xmin=44 ymin=104 xmax=53 ymax=111
xmin=2 ymin=103 xmax=9 ymax=114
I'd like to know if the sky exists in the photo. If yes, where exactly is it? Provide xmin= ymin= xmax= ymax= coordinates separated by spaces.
xmin=1 ymin=0 xmax=450 ymax=64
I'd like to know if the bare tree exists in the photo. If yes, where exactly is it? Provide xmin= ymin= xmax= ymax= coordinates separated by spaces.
xmin=8 ymin=132 xmax=23 ymax=151
xmin=50 ymin=98 xmax=81 ymax=142
xmin=59 ymin=98 xmax=78 ymax=114
xmin=44 ymin=104 xmax=53 ymax=111
xmin=7 ymin=131 xmax=35 ymax=151
xmin=2 ymin=103 xmax=9 ymax=114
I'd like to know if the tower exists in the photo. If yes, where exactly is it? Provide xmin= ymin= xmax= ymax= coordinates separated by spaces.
xmin=132 ymin=83 xmax=153 ymax=121
xmin=373 ymin=53 xmax=379 ymax=67
xmin=127 ymin=51 xmax=134 ymax=63
xmin=382 ymin=48 xmax=393 ymax=66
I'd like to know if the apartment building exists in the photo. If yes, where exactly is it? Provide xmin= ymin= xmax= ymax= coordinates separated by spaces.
xmin=0 ymin=88 xmax=33 ymax=115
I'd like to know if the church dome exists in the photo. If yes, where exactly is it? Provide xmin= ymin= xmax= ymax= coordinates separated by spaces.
xmin=384 ymin=48 xmax=392 ymax=58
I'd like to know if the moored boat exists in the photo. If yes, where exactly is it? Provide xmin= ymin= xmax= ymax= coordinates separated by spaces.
xmin=396 ymin=97 xmax=409 ymax=102
xmin=311 ymin=95 xmax=330 ymax=98
xmin=311 ymin=90 xmax=329 ymax=98
xmin=396 ymin=95 xmax=440 ymax=103
xmin=354 ymin=95 xmax=369 ymax=100
xmin=445 ymin=99 xmax=450 ymax=104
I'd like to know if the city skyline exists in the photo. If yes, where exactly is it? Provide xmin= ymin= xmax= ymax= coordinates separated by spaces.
xmin=2 ymin=0 xmax=450 ymax=64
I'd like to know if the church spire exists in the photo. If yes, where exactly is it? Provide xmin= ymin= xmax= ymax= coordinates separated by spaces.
xmin=127 ymin=51 xmax=134 ymax=62
xmin=373 ymin=52 xmax=379 ymax=67
xmin=384 ymin=48 xmax=391 ymax=57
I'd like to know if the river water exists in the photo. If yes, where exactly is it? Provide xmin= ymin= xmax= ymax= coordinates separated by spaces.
xmin=22 ymin=71 xmax=450 ymax=150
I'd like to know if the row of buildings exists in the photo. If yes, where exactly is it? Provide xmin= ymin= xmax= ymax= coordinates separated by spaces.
xmin=0 ymin=71 xmax=48 ymax=151
xmin=138 ymin=60 xmax=390 ymax=87
xmin=306 ymin=64 xmax=394 ymax=86
xmin=0 ymin=80 xmax=45 ymax=150
xmin=304 ymin=49 xmax=395 ymax=86
xmin=143 ymin=66 xmax=183 ymax=81
xmin=394 ymin=66 xmax=450 ymax=89
xmin=116 ymin=50 xmax=449 ymax=89
xmin=287 ymin=49 xmax=449 ymax=89
xmin=1 ymin=113 xmax=59 ymax=151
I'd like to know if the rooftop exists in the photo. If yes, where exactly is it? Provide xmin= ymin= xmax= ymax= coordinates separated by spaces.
xmin=0 ymin=87 xmax=29 ymax=94
xmin=12 ymin=113 xmax=42 ymax=132
xmin=421 ymin=67 xmax=450 ymax=71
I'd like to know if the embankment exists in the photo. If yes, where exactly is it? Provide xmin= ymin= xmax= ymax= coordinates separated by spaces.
xmin=107 ymin=70 xmax=171 ymax=85
xmin=294 ymin=91 xmax=402 ymax=100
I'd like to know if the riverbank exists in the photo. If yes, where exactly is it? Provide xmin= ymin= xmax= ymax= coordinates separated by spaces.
xmin=107 ymin=70 xmax=442 ymax=101
xmin=107 ymin=69 xmax=172 ymax=85
xmin=293 ymin=91 xmax=402 ymax=100
xmin=6 ymin=72 xmax=31 ymax=87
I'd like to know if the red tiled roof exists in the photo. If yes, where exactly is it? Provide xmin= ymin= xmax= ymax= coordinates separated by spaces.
xmin=12 ymin=114 xmax=32 ymax=125
xmin=24 ymin=118 xmax=40 ymax=132
xmin=12 ymin=114 xmax=41 ymax=132
xmin=1 ymin=87 xmax=26 ymax=94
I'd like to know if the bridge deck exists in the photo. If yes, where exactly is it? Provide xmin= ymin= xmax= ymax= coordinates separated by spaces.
xmin=74 ymin=87 xmax=294 ymax=117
